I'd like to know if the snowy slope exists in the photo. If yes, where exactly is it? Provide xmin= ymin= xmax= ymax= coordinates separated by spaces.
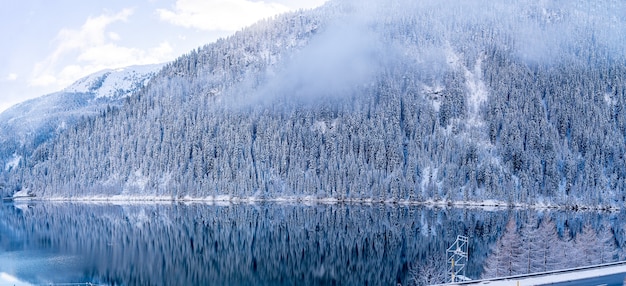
xmin=8 ymin=0 xmax=626 ymax=207
xmin=62 ymin=64 xmax=162 ymax=99
xmin=0 ymin=64 xmax=164 ymax=173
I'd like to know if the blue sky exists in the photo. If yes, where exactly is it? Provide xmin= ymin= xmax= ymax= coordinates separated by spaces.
xmin=0 ymin=0 xmax=327 ymax=112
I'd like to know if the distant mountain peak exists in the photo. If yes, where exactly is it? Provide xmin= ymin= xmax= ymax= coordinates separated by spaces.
xmin=62 ymin=64 xmax=164 ymax=99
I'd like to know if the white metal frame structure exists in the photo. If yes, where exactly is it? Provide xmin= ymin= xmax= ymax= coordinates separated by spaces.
xmin=447 ymin=235 xmax=469 ymax=283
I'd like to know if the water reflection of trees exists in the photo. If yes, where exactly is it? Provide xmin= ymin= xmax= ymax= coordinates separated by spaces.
xmin=1 ymin=204 xmax=625 ymax=285
xmin=482 ymin=216 xmax=619 ymax=279
xmin=0 ymin=204 xmax=507 ymax=285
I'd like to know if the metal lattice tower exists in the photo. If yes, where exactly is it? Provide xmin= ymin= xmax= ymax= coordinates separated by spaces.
xmin=447 ymin=235 xmax=469 ymax=283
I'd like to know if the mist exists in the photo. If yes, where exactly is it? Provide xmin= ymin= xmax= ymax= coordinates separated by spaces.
xmin=223 ymin=0 xmax=626 ymax=108
xmin=273 ymin=22 xmax=385 ymax=102
xmin=235 ymin=0 xmax=626 ymax=106
xmin=238 ymin=7 xmax=394 ymax=107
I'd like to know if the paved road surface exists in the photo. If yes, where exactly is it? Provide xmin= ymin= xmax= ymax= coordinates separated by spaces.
xmin=440 ymin=262 xmax=626 ymax=286
xmin=544 ymin=273 xmax=626 ymax=286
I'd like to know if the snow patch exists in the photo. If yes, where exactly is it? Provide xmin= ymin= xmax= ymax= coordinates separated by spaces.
xmin=13 ymin=189 xmax=29 ymax=197
xmin=56 ymin=121 xmax=67 ymax=132
xmin=12 ymin=189 xmax=33 ymax=200
xmin=0 ymin=272 xmax=29 ymax=286
xmin=4 ymin=154 xmax=21 ymax=171
xmin=604 ymin=93 xmax=617 ymax=106
xmin=311 ymin=119 xmax=339 ymax=134
xmin=158 ymin=172 xmax=172 ymax=190
xmin=422 ymin=84 xmax=444 ymax=112
xmin=311 ymin=120 xmax=328 ymax=133
xmin=126 ymin=170 xmax=148 ymax=192
xmin=464 ymin=55 xmax=488 ymax=127
xmin=445 ymin=47 xmax=488 ymax=127
xmin=420 ymin=166 xmax=439 ymax=194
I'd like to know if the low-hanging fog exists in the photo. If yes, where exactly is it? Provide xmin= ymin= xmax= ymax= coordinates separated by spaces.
xmin=228 ymin=0 xmax=626 ymax=107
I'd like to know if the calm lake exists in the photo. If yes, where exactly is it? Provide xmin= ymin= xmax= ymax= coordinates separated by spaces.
xmin=0 ymin=202 xmax=624 ymax=285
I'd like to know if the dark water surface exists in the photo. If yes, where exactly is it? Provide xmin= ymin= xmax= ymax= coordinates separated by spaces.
xmin=0 ymin=202 xmax=623 ymax=285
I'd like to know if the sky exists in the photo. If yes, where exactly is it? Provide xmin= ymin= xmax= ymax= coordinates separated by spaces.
xmin=0 ymin=0 xmax=328 ymax=113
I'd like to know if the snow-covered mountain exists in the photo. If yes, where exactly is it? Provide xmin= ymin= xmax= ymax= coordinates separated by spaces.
xmin=62 ymin=64 xmax=163 ymax=99
xmin=0 ymin=64 xmax=163 ymax=182
xmin=7 ymin=0 xmax=626 ymax=207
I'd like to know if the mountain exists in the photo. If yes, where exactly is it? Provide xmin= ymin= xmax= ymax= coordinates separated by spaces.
xmin=61 ymin=64 xmax=163 ymax=99
xmin=0 ymin=64 xmax=163 ymax=187
xmin=7 ymin=0 xmax=626 ymax=207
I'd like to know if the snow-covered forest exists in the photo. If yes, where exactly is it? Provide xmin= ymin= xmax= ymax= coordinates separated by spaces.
xmin=5 ymin=0 xmax=626 ymax=206
xmin=0 ymin=64 xmax=161 ymax=187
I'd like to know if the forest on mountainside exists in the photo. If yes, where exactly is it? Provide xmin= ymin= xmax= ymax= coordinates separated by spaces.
xmin=0 ymin=65 xmax=161 ymax=192
xmin=6 ymin=0 xmax=626 ymax=207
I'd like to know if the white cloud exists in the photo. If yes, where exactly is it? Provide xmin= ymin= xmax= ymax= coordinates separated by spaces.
xmin=29 ymin=74 xmax=56 ymax=86
xmin=53 ymin=9 xmax=133 ymax=61
xmin=281 ymin=0 xmax=329 ymax=10
xmin=157 ymin=0 xmax=290 ymax=31
xmin=5 ymin=73 xmax=18 ymax=81
xmin=108 ymin=31 xmax=121 ymax=41
xmin=31 ymin=8 xmax=174 ymax=89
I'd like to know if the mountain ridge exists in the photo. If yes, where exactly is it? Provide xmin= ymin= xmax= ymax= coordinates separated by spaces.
xmin=0 ymin=63 xmax=163 ymax=177
xmin=62 ymin=64 xmax=164 ymax=99
xmin=6 ymin=0 xmax=626 ymax=207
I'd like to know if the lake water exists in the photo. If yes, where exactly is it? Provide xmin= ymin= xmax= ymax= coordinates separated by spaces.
xmin=0 ymin=202 xmax=624 ymax=285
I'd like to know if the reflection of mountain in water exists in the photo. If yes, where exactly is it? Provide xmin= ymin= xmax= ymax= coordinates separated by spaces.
xmin=0 ymin=204 xmax=624 ymax=285
xmin=0 ymin=203 xmax=510 ymax=285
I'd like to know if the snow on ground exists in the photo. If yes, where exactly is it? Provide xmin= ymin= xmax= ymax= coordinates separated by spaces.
xmin=463 ymin=55 xmax=488 ymax=128
xmin=441 ymin=262 xmax=626 ymax=286
xmin=444 ymin=46 xmax=488 ymax=128
xmin=11 ymin=194 xmax=620 ymax=212
xmin=0 ymin=272 xmax=30 ymax=286
xmin=12 ymin=189 xmax=30 ymax=198
xmin=63 ymin=64 xmax=163 ymax=98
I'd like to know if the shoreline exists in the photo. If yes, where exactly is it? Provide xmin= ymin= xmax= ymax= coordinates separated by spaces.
xmin=8 ymin=195 xmax=622 ymax=211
